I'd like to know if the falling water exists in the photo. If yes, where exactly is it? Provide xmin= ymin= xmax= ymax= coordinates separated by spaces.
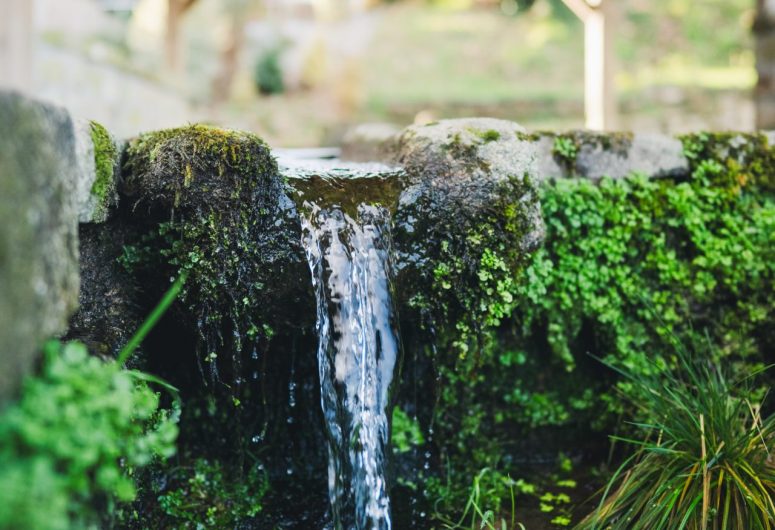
xmin=294 ymin=160 xmax=402 ymax=530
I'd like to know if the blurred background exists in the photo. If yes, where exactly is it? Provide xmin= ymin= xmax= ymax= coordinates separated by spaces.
xmin=0 ymin=0 xmax=766 ymax=146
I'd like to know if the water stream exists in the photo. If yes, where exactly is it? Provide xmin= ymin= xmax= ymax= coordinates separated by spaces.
xmin=286 ymin=157 xmax=403 ymax=530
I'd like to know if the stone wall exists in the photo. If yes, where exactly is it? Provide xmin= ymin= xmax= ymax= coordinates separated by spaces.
xmin=1 ymin=93 xmax=773 ymax=402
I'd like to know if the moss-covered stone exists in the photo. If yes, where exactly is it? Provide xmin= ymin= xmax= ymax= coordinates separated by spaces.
xmin=540 ymin=130 xmax=634 ymax=169
xmin=121 ymin=124 xmax=310 ymax=384
xmin=679 ymin=131 xmax=775 ymax=191
xmin=529 ymin=130 xmax=687 ymax=181
xmin=390 ymin=119 xmax=543 ymax=333
xmin=72 ymin=119 xmax=120 ymax=223
xmin=88 ymin=121 xmax=119 ymax=222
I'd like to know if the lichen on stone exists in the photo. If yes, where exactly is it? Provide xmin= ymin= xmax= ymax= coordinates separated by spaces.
xmin=466 ymin=127 xmax=501 ymax=143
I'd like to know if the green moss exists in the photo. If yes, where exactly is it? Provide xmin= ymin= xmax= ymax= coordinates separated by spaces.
xmin=465 ymin=127 xmax=501 ymax=143
xmin=552 ymin=136 xmax=577 ymax=170
xmin=679 ymin=132 xmax=775 ymax=191
xmin=121 ymin=125 xmax=291 ymax=383
xmin=516 ymin=131 xmax=542 ymax=142
xmin=88 ymin=121 xmax=118 ymax=220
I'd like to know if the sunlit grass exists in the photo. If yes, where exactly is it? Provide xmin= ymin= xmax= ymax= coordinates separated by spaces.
xmin=577 ymin=341 xmax=775 ymax=530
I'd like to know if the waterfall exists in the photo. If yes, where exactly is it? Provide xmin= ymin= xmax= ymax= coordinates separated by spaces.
xmin=280 ymin=155 xmax=404 ymax=529
xmin=301 ymin=198 xmax=400 ymax=530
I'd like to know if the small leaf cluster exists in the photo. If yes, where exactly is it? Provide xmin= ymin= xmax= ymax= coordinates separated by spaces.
xmin=158 ymin=459 xmax=268 ymax=529
xmin=511 ymin=169 xmax=775 ymax=426
xmin=0 ymin=341 xmax=178 ymax=530
xmin=392 ymin=407 xmax=425 ymax=454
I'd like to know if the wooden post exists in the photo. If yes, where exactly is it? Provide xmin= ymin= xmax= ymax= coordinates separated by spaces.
xmin=0 ymin=0 xmax=34 ymax=92
xmin=561 ymin=0 xmax=617 ymax=130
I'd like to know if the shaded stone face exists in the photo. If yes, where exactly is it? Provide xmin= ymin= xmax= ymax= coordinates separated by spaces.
xmin=66 ymin=222 xmax=143 ymax=362
xmin=119 ymin=125 xmax=313 ymax=383
xmin=0 ymin=91 xmax=80 ymax=401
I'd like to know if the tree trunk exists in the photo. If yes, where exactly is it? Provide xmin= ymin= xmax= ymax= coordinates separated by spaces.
xmin=0 ymin=0 xmax=33 ymax=92
xmin=210 ymin=16 xmax=246 ymax=105
xmin=755 ymin=0 xmax=775 ymax=128
xmin=165 ymin=0 xmax=197 ymax=74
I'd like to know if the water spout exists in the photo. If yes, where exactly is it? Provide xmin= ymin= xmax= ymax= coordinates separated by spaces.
xmin=302 ymin=200 xmax=400 ymax=530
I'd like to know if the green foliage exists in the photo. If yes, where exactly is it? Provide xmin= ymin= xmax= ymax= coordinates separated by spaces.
xmin=427 ymin=145 xmax=775 ymax=525
xmin=510 ymin=168 xmax=775 ymax=428
xmin=552 ymin=136 xmax=577 ymax=169
xmin=158 ymin=459 xmax=268 ymax=529
xmin=392 ymin=407 xmax=425 ymax=454
xmin=0 ymin=341 xmax=179 ymax=530
xmin=578 ymin=340 xmax=775 ymax=529
xmin=254 ymin=48 xmax=285 ymax=95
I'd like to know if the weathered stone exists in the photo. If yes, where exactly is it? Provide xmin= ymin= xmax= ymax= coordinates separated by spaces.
xmin=0 ymin=91 xmax=80 ymax=401
xmin=386 ymin=118 xmax=544 ymax=322
xmin=340 ymin=122 xmax=401 ymax=162
xmin=532 ymin=131 xmax=689 ymax=180
xmin=576 ymin=133 xmax=689 ymax=180
xmin=533 ymin=134 xmax=567 ymax=181
xmin=73 ymin=119 xmax=121 ymax=223
xmin=389 ymin=117 xmax=544 ymax=252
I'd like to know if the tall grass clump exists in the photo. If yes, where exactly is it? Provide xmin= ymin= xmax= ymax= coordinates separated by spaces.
xmin=435 ymin=468 xmax=524 ymax=530
xmin=578 ymin=340 xmax=775 ymax=530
